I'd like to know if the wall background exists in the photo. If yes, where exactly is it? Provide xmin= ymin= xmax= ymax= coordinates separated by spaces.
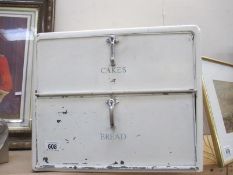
xmin=55 ymin=0 xmax=233 ymax=63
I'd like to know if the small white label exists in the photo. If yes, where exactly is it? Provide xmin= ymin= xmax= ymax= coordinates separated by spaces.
xmin=45 ymin=142 xmax=60 ymax=151
xmin=14 ymin=91 xmax=22 ymax=96
xmin=224 ymin=146 xmax=231 ymax=158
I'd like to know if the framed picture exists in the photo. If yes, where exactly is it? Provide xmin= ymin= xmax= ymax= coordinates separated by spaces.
xmin=0 ymin=0 xmax=55 ymax=149
xmin=202 ymin=56 xmax=233 ymax=166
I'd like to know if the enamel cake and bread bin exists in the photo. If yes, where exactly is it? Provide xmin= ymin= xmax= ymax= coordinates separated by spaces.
xmin=32 ymin=25 xmax=202 ymax=172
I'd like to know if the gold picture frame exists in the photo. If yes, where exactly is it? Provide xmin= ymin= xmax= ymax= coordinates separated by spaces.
xmin=0 ymin=0 xmax=55 ymax=149
xmin=202 ymin=56 xmax=233 ymax=167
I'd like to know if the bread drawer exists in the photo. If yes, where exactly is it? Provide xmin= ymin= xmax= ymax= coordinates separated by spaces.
xmin=35 ymin=93 xmax=197 ymax=171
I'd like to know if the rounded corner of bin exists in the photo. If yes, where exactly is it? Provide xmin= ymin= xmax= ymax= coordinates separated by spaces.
xmin=189 ymin=25 xmax=201 ymax=36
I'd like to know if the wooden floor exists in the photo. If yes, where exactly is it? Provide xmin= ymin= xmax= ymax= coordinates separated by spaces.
xmin=0 ymin=150 xmax=232 ymax=175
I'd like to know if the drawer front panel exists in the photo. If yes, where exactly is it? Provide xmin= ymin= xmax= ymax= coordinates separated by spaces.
xmin=35 ymin=93 xmax=197 ymax=169
xmin=36 ymin=33 xmax=195 ymax=94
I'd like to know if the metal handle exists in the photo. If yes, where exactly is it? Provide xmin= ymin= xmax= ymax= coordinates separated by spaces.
xmin=106 ymin=35 xmax=119 ymax=67
xmin=106 ymin=98 xmax=119 ymax=128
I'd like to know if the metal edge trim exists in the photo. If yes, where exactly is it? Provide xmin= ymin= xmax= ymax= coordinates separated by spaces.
xmin=33 ymin=165 xmax=199 ymax=172
xmin=35 ymin=89 xmax=197 ymax=97
xmin=36 ymin=25 xmax=199 ymax=41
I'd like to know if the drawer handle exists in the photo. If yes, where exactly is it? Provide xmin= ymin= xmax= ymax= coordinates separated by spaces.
xmin=106 ymin=98 xmax=119 ymax=128
xmin=106 ymin=35 xmax=119 ymax=67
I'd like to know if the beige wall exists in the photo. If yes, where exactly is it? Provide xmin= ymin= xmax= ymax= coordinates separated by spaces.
xmin=55 ymin=0 xmax=233 ymax=63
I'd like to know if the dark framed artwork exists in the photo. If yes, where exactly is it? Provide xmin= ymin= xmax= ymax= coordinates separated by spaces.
xmin=0 ymin=0 xmax=55 ymax=149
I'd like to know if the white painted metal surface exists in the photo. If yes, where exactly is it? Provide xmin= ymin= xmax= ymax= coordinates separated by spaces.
xmin=32 ymin=26 xmax=202 ymax=172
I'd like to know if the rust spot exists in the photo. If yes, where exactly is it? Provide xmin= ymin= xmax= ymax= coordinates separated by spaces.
xmin=43 ymin=157 xmax=49 ymax=163
xmin=120 ymin=166 xmax=127 ymax=168
xmin=189 ymin=167 xmax=198 ymax=170
xmin=152 ymin=166 xmax=157 ymax=169
xmin=58 ymin=110 xmax=68 ymax=115
xmin=107 ymin=165 xmax=113 ymax=169
xmin=42 ymin=165 xmax=54 ymax=168
xmin=110 ymin=79 xmax=116 ymax=83
xmin=62 ymin=110 xmax=68 ymax=114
